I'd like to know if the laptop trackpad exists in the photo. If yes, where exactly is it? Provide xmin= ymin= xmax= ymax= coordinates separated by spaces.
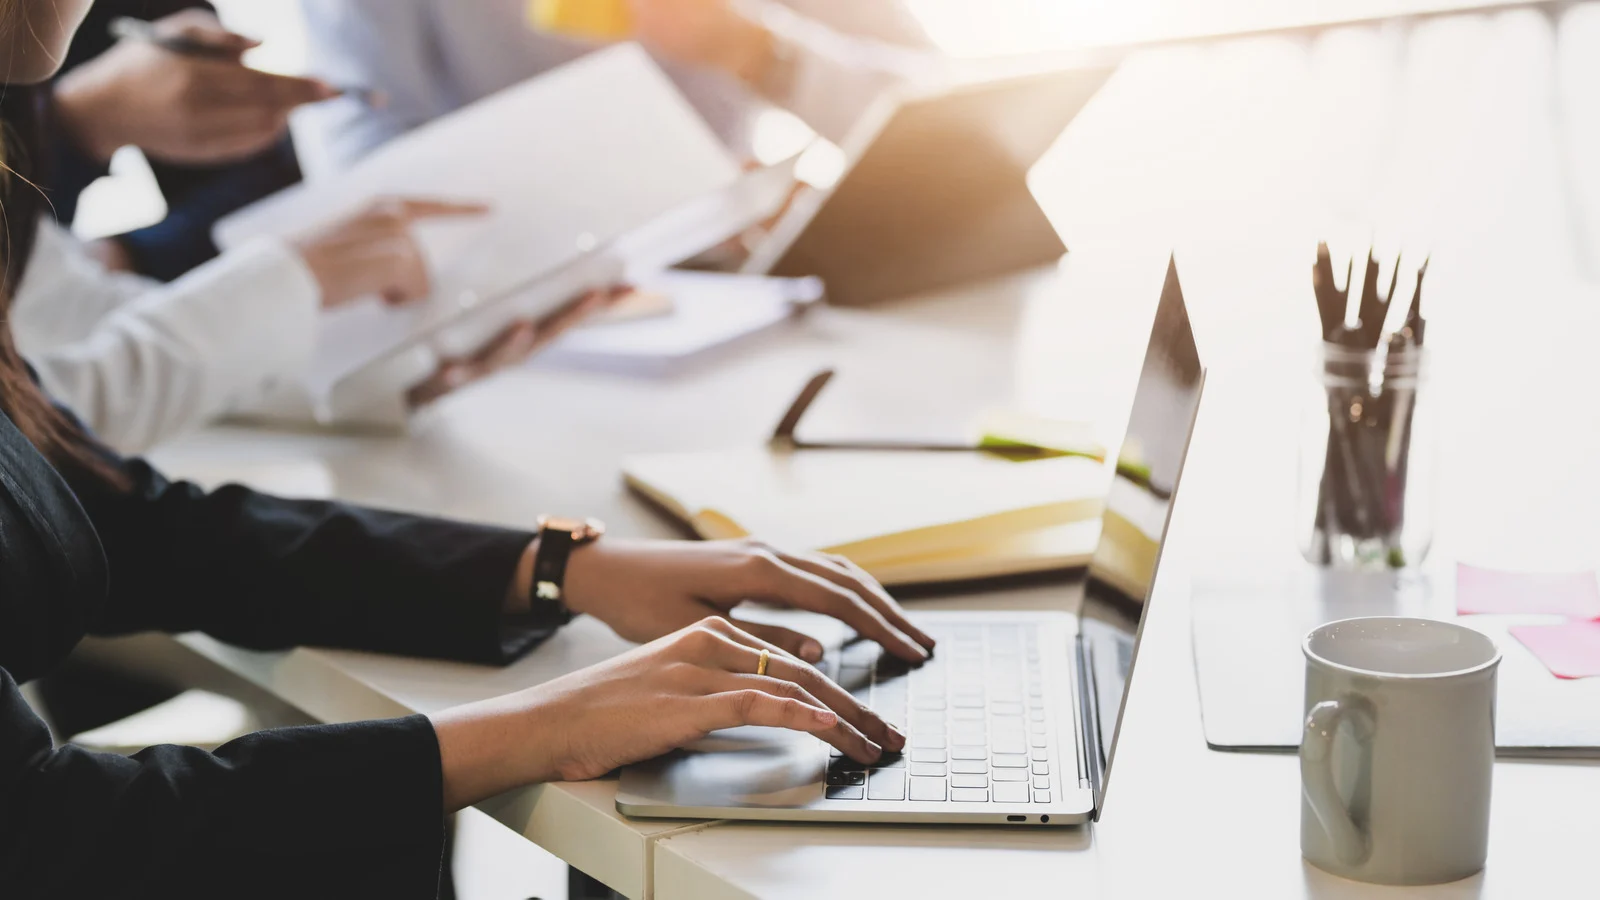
xmin=620 ymin=726 xmax=827 ymax=808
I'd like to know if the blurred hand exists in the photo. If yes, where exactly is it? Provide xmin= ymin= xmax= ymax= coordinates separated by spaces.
xmin=541 ymin=536 xmax=937 ymax=664
xmin=53 ymin=9 xmax=336 ymax=164
xmin=404 ymin=287 xmax=623 ymax=408
xmin=431 ymin=617 xmax=907 ymax=808
xmin=626 ymin=0 xmax=774 ymax=83
xmin=290 ymin=197 xmax=490 ymax=309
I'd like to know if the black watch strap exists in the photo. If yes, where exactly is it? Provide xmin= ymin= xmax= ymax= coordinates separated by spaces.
xmin=528 ymin=517 xmax=602 ymax=628
xmin=530 ymin=530 xmax=578 ymax=627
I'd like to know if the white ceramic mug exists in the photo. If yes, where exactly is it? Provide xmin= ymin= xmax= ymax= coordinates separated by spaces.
xmin=1300 ymin=617 xmax=1501 ymax=885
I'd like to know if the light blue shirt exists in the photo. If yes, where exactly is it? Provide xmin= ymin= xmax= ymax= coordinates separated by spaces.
xmin=296 ymin=0 xmax=934 ymax=174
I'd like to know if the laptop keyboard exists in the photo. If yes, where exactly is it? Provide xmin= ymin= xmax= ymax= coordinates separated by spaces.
xmin=821 ymin=624 xmax=1055 ymax=805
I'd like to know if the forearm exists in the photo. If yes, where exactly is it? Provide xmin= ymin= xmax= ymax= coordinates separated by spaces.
xmin=431 ymin=687 xmax=561 ymax=812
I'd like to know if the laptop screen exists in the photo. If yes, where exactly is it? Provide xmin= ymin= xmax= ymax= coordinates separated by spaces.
xmin=1080 ymin=258 xmax=1205 ymax=813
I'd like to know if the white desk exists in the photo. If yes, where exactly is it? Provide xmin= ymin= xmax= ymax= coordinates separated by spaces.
xmin=141 ymin=236 xmax=1600 ymax=898
xmin=140 ymin=6 xmax=1600 ymax=892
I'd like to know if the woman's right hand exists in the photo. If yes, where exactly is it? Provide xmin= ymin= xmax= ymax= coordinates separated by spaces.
xmin=430 ymin=617 xmax=908 ymax=812
xmin=291 ymin=198 xmax=489 ymax=308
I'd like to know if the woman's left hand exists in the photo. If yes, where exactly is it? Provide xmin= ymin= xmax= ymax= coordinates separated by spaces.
xmin=532 ymin=538 xmax=937 ymax=664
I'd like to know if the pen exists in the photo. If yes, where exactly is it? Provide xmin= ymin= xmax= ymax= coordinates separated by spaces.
xmin=108 ymin=16 xmax=384 ymax=106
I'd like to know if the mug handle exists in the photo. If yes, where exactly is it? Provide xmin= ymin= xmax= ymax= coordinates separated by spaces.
xmin=1301 ymin=696 xmax=1376 ymax=866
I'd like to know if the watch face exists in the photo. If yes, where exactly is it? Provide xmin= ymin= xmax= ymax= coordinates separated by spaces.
xmin=540 ymin=516 xmax=586 ymax=533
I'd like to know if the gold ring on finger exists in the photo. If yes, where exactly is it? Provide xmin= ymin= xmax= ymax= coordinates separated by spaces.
xmin=756 ymin=648 xmax=770 ymax=677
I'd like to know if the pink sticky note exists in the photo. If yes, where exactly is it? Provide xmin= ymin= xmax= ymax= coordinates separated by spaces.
xmin=1456 ymin=563 xmax=1600 ymax=618
xmin=1511 ymin=621 xmax=1600 ymax=679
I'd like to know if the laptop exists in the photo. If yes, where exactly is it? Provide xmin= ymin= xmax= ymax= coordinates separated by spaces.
xmin=617 ymin=259 xmax=1205 ymax=825
xmin=742 ymin=64 xmax=1114 ymax=306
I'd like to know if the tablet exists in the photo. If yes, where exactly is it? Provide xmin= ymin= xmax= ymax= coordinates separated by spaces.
xmin=311 ymin=157 xmax=801 ymax=404
xmin=744 ymin=64 xmax=1115 ymax=306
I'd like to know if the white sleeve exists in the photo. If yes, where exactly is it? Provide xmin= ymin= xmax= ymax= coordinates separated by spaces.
xmin=294 ymin=0 xmax=456 ymax=175
xmin=9 ymin=219 xmax=159 ymax=352
xmin=13 ymin=228 xmax=324 ymax=454
xmin=747 ymin=1 xmax=941 ymax=143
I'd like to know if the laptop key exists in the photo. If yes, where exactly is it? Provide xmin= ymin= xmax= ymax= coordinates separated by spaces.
xmin=993 ymin=783 xmax=1030 ymax=803
xmin=911 ymin=735 xmax=946 ymax=749
xmin=951 ymin=746 xmax=988 ymax=760
xmin=992 ymin=768 xmax=1028 ymax=782
xmin=868 ymin=769 xmax=906 ymax=801
xmin=1033 ymin=776 xmax=1050 ymax=790
xmin=909 ymin=776 xmax=947 ymax=801
xmin=876 ymin=751 xmax=905 ymax=768
xmin=826 ymin=784 xmax=864 ymax=800
xmin=842 ymin=640 xmax=881 ymax=669
xmin=1030 ymin=748 xmax=1048 ymax=761
xmin=951 ymin=774 xmax=988 ymax=789
xmin=910 ymin=762 xmax=946 ymax=777
xmin=992 ymin=754 xmax=1029 ymax=768
xmin=1033 ymin=790 xmax=1052 ymax=804
xmin=950 ymin=788 xmax=989 ymax=802
xmin=910 ymin=749 xmax=947 ymax=763
xmin=991 ymin=737 xmax=1026 ymax=755
xmin=951 ymin=759 xmax=988 ymax=775
xmin=1032 ymin=761 xmax=1049 ymax=776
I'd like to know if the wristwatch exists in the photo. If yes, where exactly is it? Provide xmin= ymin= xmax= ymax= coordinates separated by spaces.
xmin=528 ymin=515 xmax=606 ymax=627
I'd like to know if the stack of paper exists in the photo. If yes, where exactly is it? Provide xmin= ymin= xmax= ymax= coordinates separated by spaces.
xmin=624 ymin=447 xmax=1109 ymax=585
xmin=541 ymin=271 xmax=823 ymax=376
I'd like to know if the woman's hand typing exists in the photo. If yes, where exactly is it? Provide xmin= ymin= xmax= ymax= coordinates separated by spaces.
xmin=430 ymin=616 xmax=907 ymax=811
xmin=514 ymin=537 xmax=937 ymax=664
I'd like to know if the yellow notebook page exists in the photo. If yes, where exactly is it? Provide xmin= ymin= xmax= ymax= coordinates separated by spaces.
xmin=624 ymin=447 xmax=1109 ymax=568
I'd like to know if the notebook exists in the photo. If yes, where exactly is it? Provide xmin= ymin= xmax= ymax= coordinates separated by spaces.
xmin=213 ymin=44 xmax=788 ymax=403
xmin=623 ymin=447 xmax=1113 ymax=585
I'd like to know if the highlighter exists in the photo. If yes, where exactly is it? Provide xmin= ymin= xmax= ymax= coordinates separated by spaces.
xmin=528 ymin=0 xmax=634 ymax=41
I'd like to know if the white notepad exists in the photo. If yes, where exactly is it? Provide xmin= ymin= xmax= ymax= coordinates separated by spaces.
xmin=214 ymin=44 xmax=785 ymax=403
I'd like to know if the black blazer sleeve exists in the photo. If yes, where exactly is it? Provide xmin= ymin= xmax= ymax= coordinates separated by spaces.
xmin=0 ymin=668 xmax=449 ymax=898
xmin=71 ymin=454 xmax=547 ymax=667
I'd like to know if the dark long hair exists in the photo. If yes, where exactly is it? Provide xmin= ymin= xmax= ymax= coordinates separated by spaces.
xmin=0 ymin=83 xmax=126 ymax=487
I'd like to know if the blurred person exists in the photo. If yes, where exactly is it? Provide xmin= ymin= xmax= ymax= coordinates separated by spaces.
xmin=6 ymin=9 xmax=607 ymax=453
xmin=297 ymin=0 xmax=942 ymax=173
xmin=40 ymin=2 xmax=312 ymax=280
xmin=0 ymin=2 xmax=934 ymax=896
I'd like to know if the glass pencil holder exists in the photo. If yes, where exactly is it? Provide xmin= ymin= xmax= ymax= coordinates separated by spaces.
xmin=1297 ymin=342 xmax=1434 ymax=569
